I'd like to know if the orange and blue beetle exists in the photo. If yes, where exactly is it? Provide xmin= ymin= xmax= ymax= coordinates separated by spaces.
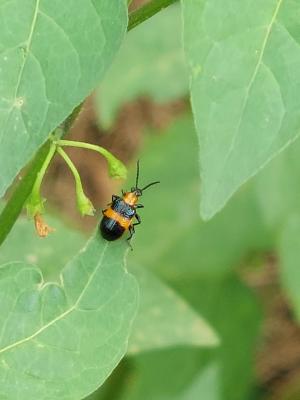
xmin=100 ymin=160 xmax=159 ymax=243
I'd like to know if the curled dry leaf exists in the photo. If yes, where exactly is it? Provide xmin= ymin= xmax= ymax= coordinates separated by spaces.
xmin=34 ymin=213 xmax=55 ymax=238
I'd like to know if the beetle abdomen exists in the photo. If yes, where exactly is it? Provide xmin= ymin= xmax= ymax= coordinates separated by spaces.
xmin=100 ymin=216 xmax=125 ymax=241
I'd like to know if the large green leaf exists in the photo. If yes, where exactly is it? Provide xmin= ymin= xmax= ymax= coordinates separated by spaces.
xmin=0 ymin=0 xmax=127 ymax=198
xmin=0 ymin=235 xmax=138 ymax=400
xmin=0 ymin=210 xmax=217 ymax=357
xmin=279 ymin=215 xmax=300 ymax=320
xmin=128 ymin=264 xmax=219 ymax=354
xmin=182 ymin=0 xmax=300 ymax=219
xmin=96 ymin=3 xmax=188 ymax=127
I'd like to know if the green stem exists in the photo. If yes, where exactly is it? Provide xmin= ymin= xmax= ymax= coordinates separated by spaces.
xmin=30 ymin=142 xmax=57 ymax=203
xmin=0 ymin=141 xmax=51 ymax=246
xmin=26 ymin=141 xmax=57 ymax=217
xmin=128 ymin=0 xmax=178 ymax=31
xmin=56 ymin=147 xmax=84 ymax=195
xmin=56 ymin=139 xmax=111 ymax=158
xmin=56 ymin=147 xmax=95 ymax=216
xmin=0 ymin=0 xmax=177 ymax=246
xmin=55 ymin=140 xmax=127 ymax=179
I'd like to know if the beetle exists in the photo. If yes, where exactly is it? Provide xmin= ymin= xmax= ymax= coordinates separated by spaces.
xmin=100 ymin=160 xmax=159 ymax=243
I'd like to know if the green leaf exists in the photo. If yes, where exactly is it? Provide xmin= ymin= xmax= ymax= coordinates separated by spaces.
xmin=121 ymin=348 xmax=213 ymax=400
xmin=0 ymin=235 xmax=138 ymax=400
xmin=0 ymin=209 xmax=218 ymax=355
xmin=96 ymin=3 xmax=188 ymax=127
xmin=175 ymin=364 xmax=220 ymax=400
xmin=0 ymin=214 xmax=85 ymax=281
xmin=254 ymin=136 xmax=300 ymax=232
xmin=279 ymin=215 xmax=300 ymax=320
xmin=128 ymin=264 xmax=219 ymax=354
xmin=174 ymin=276 xmax=262 ymax=400
xmin=0 ymin=0 xmax=127 ymax=198
xmin=182 ymin=0 xmax=300 ymax=219
xmin=119 ymin=276 xmax=260 ymax=400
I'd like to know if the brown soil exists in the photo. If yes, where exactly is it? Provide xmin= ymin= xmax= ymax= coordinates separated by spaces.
xmin=245 ymin=258 xmax=300 ymax=400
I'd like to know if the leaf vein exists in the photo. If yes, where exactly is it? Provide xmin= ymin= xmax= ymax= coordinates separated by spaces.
xmin=0 ymin=242 xmax=109 ymax=355
xmin=211 ymin=0 xmax=284 ymax=196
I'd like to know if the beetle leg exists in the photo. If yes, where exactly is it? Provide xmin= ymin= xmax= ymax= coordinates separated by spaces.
xmin=126 ymin=215 xmax=140 ymax=250
xmin=133 ymin=213 xmax=141 ymax=226
xmin=135 ymin=204 xmax=144 ymax=209
xmin=126 ymin=214 xmax=141 ymax=249
xmin=127 ymin=225 xmax=134 ymax=239
xmin=126 ymin=225 xmax=134 ymax=250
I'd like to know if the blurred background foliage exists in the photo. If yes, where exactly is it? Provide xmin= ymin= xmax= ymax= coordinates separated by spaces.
xmin=6 ymin=2 xmax=300 ymax=399
xmin=96 ymin=4 xmax=188 ymax=129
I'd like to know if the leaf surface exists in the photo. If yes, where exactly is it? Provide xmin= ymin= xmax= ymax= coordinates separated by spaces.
xmin=0 ymin=210 xmax=217 ymax=356
xmin=0 ymin=235 xmax=138 ymax=400
xmin=128 ymin=264 xmax=218 ymax=354
xmin=175 ymin=276 xmax=262 ymax=400
xmin=1 ymin=214 xmax=218 ymax=358
xmin=254 ymin=136 xmax=300 ymax=231
xmin=182 ymin=0 xmax=300 ymax=218
xmin=0 ymin=215 xmax=85 ymax=280
xmin=120 ymin=277 xmax=260 ymax=400
xmin=0 ymin=0 xmax=127 ymax=197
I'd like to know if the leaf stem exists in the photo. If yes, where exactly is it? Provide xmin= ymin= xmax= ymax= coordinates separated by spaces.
xmin=0 ymin=105 xmax=82 ymax=245
xmin=56 ymin=147 xmax=82 ymax=192
xmin=57 ymin=139 xmax=111 ymax=156
xmin=26 ymin=141 xmax=57 ymax=217
xmin=56 ymin=147 xmax=95 ymax=216
xmin=55 ymin=140 xmax=127 ymax=179
xmin=34 ymin=142 xmax=57 ymax=194
xmin=0 ymin=141 xmax=51 ymax=246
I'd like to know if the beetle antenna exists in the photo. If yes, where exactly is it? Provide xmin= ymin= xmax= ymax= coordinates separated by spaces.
xmin=135 ymin=159 xmax=140 ymax=189
xmin=141 ymin=181 xmax=160 ymax=191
